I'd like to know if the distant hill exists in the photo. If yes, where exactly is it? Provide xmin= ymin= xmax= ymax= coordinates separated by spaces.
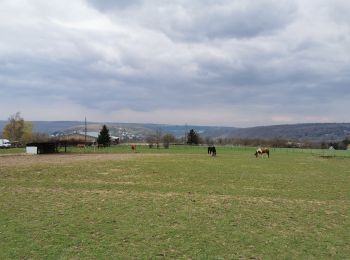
xmin=223 ymin=123 xmax=350 ymax=141
xmin=1 ymin=121 xmax=349 ymax=142
xmin=0 ymin=121 xmax=84 ymax=135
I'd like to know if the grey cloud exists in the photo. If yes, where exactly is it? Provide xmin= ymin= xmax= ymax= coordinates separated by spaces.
xmin=91 ymin=0 xmax=297 ymax=41
xmin=85 ymin=0 xmax=141 ymax=11
xmin=1 ymin=0 xmax=350 ymax=126
xmin=170 ymin=1 xmax=297 ymax=40
xmin=3 ymin=41 xmax=348 ymax=117
xmin=325 ymin=0 xmax=350 ymax=25
xmin=86 ymin=0 xmax=297 ymax=40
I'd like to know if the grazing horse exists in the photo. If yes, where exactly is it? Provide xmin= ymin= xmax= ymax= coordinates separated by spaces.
xmin=208 ymin=146 xmax=216 ymax=156
xmin=255 ymin=147 xmax=270 ymax=158
xmin=131 ymin=144 xmax=136 ymax=152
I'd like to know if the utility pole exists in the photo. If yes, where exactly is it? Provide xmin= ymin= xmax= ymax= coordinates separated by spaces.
xmin=85 ymin=117 xmax=87 ymax=143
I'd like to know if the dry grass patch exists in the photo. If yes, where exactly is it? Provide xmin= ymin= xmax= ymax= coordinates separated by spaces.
xmin=0 ymin=153 xmax=169 ymax=167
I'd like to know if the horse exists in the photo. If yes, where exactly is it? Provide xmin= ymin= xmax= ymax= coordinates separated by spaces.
xmin=255 ymin=147 xmax=270 ymax=158
xmin=208 ymin=146 xmax=216 ymax=156
xmin=131 ymin=144 xmax=136 ymax=152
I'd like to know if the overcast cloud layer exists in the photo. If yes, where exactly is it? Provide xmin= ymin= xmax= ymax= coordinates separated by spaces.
xmin=0 ymin=0 xmax=349 ymax=126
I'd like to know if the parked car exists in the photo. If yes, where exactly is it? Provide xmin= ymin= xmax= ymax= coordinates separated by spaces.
xmin=0 ymin=139 xmax=12 ymax=148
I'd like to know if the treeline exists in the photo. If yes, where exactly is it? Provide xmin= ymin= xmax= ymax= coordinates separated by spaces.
xmin=213 ymin=137 xmax=350 ymax=150
xmin=145 ymin=129 xmax=350 ymax=150
xmin=322 ymin=139 xmax=350 ymax=150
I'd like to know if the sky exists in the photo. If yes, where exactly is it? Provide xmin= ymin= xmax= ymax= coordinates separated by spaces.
xmin=0 ymin=0 xmax=349 ymax=127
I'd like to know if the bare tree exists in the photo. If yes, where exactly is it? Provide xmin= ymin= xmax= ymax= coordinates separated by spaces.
xmin=146 ymin=135 xmax=156 ymax=148
xmin=2 ymin=112 xmax=34 ymax=145
xmin=162 ymin=133 xmax=176 ymax=148
xmin=155 ymin=128 xmax=162 ymax=148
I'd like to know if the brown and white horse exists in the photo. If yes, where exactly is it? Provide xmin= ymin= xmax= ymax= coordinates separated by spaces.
xmin=255 ymin=147 xmax=270 ymax=158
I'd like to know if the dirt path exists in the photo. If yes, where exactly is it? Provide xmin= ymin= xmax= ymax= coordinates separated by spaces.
xmin=0 ymin=153 xmax=161 ymax=167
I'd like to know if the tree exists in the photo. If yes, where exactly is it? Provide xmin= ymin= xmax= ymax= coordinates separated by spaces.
xmin=155 ymin=128 xmax=162 ymax=148
xmin=32 ymin=132 xmax=50 ymax=142
xmin=22 ymin=122 xmax=33 ymax=145
xmin=205 ymin=136 xmax=213 ymax=145
xmin=2 ymin=112 xmax=33 ymax=145
xmin=97 ymin=125 xmax=111 ymax=146
xmin=2 ymin=112 xmax=24 ymax=141
xmin=187 ymin=129 xmax=200 ymax=145
xmin=342 ymin=137 xmax=350 ymax=148
xmin=146 ymin=135 xmax=156 ymax=148
xmin=162 ymin=133 xmax=176 ymax=148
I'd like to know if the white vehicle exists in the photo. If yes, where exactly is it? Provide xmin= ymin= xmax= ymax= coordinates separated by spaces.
xmin=0 ymin=139 xmax=11 ymax=148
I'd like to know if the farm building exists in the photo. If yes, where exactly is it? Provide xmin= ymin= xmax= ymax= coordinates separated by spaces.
xmin=26 ymin=142 xmax=59 ymax=154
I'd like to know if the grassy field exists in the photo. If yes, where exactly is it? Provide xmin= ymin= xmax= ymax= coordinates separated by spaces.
xmin=0 ymin=146 xmax=349 ymax=259
xmin=0 ymin=147 xmax=26 ymax=155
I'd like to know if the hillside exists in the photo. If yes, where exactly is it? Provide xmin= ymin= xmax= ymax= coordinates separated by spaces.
xmin=1 ymin=121 xmax=349 ymax=142
xmin=223 ymin=123 xmax=350 ymax=141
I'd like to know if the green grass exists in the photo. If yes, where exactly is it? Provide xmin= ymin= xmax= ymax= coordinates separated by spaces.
xmin=0 ymin=146 xmax=349 ymax=259
xmin=63 ymin=144 xmax=350 ymax=157
xmin=0 ymin=148 xmax=25 ymax=154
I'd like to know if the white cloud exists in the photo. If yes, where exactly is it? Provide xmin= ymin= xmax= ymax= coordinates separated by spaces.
xmin=0 ymin=0 xmax=349 ymax=126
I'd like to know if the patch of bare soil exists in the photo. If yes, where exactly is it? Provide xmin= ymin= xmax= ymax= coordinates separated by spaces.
xmin=320 ymin=155 xmax=336 ymax=159
xmin=0 ymin=153 xmax=162 ymax=167
xmin=319 ymin=155 xmax=348 ymax=160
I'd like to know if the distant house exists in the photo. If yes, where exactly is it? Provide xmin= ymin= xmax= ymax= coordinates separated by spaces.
xmin=59 ymin=131 xmax=119 ymax=145
xmin=110 ymin=135 xmax=120 ymax=144
xmin=58 ymin=132 xmax=97 ymax=144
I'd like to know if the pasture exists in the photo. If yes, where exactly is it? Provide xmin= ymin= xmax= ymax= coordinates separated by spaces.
xmin=0 ymin=146 xmax=349 ymax=259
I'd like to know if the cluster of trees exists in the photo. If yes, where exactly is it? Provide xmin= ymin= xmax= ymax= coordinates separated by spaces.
xmin=145 ymin=128 xmax=350 ymax=150
xmin=145 ymin=128 xmax=210 ymax=148
xmin=1 ymin=112 xmax=49 ymax=146
xmin=200 ymin=136 xmax=350 ymax=149
xmin=209 ymin=137 xmax=315 ymax=148
xmin=145 ymin=128 xmax=201 ymax=147
xmin=187 ymin=129 xmax=201 ymax=145
xmin=145 ymin=128 xmax=177 ymax=148
xmin=322 ymin=138 xmax=350 ymax=150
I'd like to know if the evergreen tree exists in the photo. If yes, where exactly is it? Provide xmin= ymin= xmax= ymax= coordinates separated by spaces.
xmin=187 ymin=129 xmax=199 ymax=145
xmin=97 ymin=125 xmax=111 ymax=146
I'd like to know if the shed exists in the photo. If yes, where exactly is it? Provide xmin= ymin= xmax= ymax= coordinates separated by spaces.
xmin=26 ymin=142 xmax=59 ymax=154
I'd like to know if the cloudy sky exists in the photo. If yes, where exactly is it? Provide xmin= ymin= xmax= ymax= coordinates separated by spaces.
xmin=0 ymin=0 xmax=349 ymax=127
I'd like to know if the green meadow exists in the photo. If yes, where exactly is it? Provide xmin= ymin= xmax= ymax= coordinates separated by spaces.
xmin=0 ymin=146 xmax=349 ymax=259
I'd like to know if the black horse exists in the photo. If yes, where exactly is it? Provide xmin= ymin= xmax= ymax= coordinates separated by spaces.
xmin=208 ymin=146 xmax=216 ymax=156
